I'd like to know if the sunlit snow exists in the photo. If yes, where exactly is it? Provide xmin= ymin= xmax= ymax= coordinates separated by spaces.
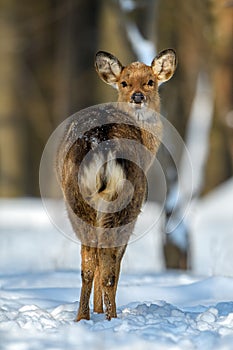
xmin=0 ymin=179 xmax=233 ymax=349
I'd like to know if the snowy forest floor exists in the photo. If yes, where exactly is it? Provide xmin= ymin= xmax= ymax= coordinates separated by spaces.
xmin=0 ymin=182 xmax=233 ymax=350
xmin=1 ymin=271 xmax=233 ymax=350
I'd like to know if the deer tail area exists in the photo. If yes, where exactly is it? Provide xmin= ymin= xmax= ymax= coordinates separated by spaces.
xmin=79 ymin=151 xmax=125 ymax=224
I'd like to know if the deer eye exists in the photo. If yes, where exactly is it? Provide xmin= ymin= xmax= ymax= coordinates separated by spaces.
xmin=147 ymin=79 xmax=154 ymax=86
xmin=121 ymin=81 xmax=128 ymax=88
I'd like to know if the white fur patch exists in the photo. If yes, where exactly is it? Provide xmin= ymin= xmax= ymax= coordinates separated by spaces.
xmin=80 ymin=151 xmax=125 ymax=204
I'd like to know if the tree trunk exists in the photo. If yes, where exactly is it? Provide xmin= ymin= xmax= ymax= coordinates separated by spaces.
xmin=157 ymin=0 xmax=212 ymax=269
xmin=0 ymin=1 xmax=25 ymax=196
xmin=204 ymin=0 xmax=233 ymax=192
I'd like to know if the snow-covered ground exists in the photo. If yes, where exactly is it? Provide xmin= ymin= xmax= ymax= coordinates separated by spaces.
xmin=1 ymin=271 xmax=233 ymax=350
xmin=0 ymin=178 xmax=233 ymax=349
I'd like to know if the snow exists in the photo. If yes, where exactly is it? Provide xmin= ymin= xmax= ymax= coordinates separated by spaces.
xmin=1 ymin=271 xmax=233 ymax=350
xmin=1 ymin=180 xmax=233 ymax=349
xmin=118 ymin=0 xmax=156 ymax=64
xmin=191 ymin=178 xmax=233 ymax=276
xmin=181 ymin=73 xmax=213 ymax=197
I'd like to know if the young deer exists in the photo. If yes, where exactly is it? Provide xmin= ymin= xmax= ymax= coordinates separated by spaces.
xmin=57 ymin=49 xmax=177 ymax=321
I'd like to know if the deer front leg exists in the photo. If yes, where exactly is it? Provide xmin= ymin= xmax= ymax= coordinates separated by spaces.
xmin=76 ymin=245 xmax=96 ymax=321
xmin=99 ymin=246 xmax=126 ymax=320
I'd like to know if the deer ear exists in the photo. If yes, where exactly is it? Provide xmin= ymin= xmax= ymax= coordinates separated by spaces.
xmin=151 ymin=49 xmax=177 ymax=83
xmin=95 ymin=51 xmax=123 ymax=88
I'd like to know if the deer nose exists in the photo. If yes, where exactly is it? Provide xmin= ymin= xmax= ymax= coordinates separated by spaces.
xmin=131 ymin=92 xmax=144 ymax=104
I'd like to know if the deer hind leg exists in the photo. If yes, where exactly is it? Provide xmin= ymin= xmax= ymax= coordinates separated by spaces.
xmin=98 ymin=246 xmax=126 ymax=320
xmin=114 ymin=245 xmax=127 ymax=296
xmin=76 ymin=245 xmax=96 ymax=321
xmin=93 ymin=259 xmax=104 ymax=313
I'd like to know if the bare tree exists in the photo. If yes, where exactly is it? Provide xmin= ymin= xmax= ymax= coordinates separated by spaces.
xmin=0 ymin=0 xmax=99 ymax=196
xmin=0 ymin=1 xmax=25 ymax=196
xmin=204 ymin=0 xmax=233 ymax=192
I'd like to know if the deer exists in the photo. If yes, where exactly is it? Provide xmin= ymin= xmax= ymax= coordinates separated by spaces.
xmin=56 ymin=49 xmax=177 ymax=321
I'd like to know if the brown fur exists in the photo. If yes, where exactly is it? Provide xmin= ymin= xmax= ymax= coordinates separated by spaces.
xmin=56 ymin=49 xmax=177 ymax=321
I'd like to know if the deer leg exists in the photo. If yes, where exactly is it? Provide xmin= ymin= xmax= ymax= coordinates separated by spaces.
xmin=93 ymin=258 xmax=104 ymax=313
xmin=99 ymin=246 xmax=126 ymax=320
xmin=76 ymin=245 xmax=96 ymax=321
xmin=114 ymin=245 xmax=127 ymax=296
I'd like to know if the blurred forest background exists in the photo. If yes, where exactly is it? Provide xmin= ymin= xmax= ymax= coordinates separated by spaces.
xmin=0 ymin=0 xmax=232 ymax=198
xmin=0 ymin=0 xmax=232 ymax=270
